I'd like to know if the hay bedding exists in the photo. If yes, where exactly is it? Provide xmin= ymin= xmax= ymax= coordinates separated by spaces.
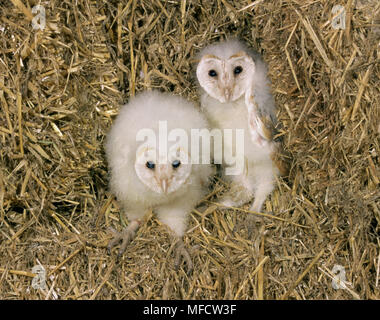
xmin=0 ymin=0 xmax=379 ymax=300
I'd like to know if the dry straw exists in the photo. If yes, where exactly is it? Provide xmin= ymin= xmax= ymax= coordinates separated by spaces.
xmin=0 ymin=0 xmax=379 ymax=299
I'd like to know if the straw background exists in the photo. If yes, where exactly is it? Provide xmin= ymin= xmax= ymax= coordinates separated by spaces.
xmin=0 ymin=0 xmax=379 ymax=299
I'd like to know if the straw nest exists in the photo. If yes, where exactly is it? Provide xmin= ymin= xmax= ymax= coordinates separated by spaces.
xmin=0 ymin=0 xmax=379 ymax=300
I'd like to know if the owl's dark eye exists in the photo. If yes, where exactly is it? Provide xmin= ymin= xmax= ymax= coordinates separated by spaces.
xmin=234 ymin=66 xmax=243 ymax=75
xmin=146 ymin=161 xmax=155 ymax=169
xmin=172 ymin=160 xmax=181 ymax=169
xmin=208 ymin=69 xmax=217 ymax=77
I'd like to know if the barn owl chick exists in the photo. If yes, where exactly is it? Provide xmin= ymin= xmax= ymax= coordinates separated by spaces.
xmin=105 ymin=91 xmax=213 ymax=271
xmin=196 ymin=39 xmax=289 ymax=232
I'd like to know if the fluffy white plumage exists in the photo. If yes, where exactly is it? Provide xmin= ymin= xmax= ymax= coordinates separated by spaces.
xmin=105 ymin=90 xmax=213 ymax=270
xmin=196 ymin=39 xmax=289 ymax=226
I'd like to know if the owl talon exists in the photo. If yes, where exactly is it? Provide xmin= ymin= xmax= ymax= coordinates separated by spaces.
xmin=232 ymin=214 xmax=263 ymax=239
xmin=218 ymin=195 xmax=251 ymax=209
xmin=107 ymin=226 xmax=137 ymax=257
xmin=218 ymin=182 xmax=254 ymax=209
xmin=246 ymin=215 xmax=261 ymax=238
xmin=174 ymin=240 xmax=193 ymax=274
xmin=219 ymin=198 xmax=236 ymax=208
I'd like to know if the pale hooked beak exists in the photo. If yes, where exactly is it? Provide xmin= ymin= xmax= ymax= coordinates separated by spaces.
xmin=155 ymin=164 xmax=171 ymax=193
xmin=221 ymin=69 xmax=233 ymax=102
xmin=160 ymin=178 xmax=169 ymax=193
xmin=224 ymin=88 xmax=232 ymax=101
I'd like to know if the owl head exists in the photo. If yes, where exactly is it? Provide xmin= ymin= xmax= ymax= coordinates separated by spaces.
xmin=134 ymin=145 xmax=192 ymax=194
xmin=196 ymin=40 xmax=256 ymax=103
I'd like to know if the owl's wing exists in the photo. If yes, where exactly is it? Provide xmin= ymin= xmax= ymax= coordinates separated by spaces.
xmin=245 ymin=54 xmax=290 ymax=176
xmin=245 ymin=85 xmax=276 ymax=146
xmin=242 ymin=51 xmax=277 ymax=147
xmin=246 ymin=89 xmax=290 ymax=176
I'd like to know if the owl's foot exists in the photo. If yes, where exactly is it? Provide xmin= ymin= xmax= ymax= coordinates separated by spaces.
xmin=219 ymin=197 xmax=242 ymax=208
xmin=173 ymin=239 xmax=193 ymax=274
xmin=107 ymin=220 xmax=140 ymax=258
xmin=244 ymin=214 xmax=263 ymax=238
xmin=240 ymin=196 xmax=271 ymax=237
xmin=218 ymin=184 xmax=253 ymax=208
xmin=232 ymin=213 xmax=260 ymax=237
xmin=233 ymin=202 xmax=270 ymax=239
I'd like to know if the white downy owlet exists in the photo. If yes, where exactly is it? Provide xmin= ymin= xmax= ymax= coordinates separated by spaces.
xmin=196 ymin=38 xmax=289 ymax=232
xmin=105 ymin=90 xmax=213 ymax=271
